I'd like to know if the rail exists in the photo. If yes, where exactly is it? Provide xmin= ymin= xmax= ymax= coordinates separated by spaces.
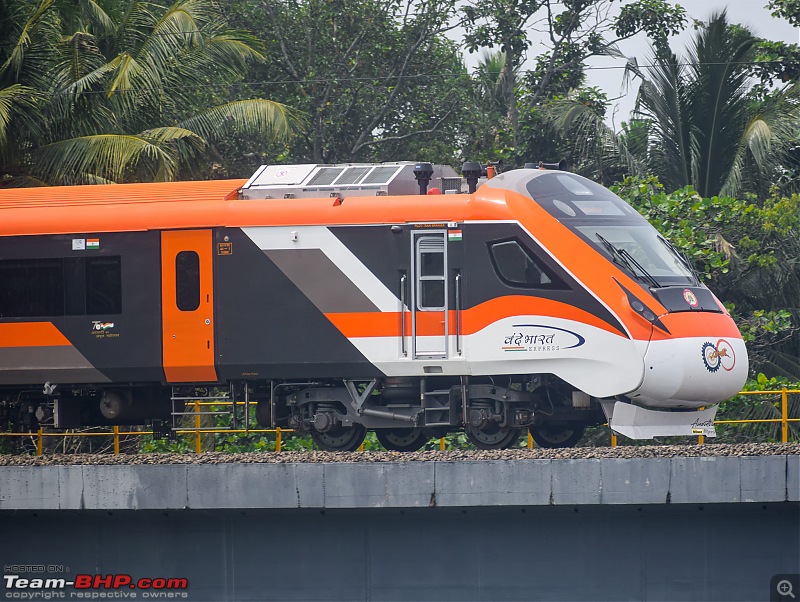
xmin=1 ymin=389 xmax=797 ymax=455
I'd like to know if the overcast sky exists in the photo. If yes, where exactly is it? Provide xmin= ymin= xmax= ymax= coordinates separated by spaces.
xmin=580 ymin=0 xmax=800 ymax=126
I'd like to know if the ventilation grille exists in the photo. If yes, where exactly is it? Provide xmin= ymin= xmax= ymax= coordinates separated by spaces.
xmin=335 ymin=167 xmax=371 ymax=185
xmin=362 ymin=166 xmax=401 ymax=184
xmin=307 ymin=167 xmax=345 ymax=186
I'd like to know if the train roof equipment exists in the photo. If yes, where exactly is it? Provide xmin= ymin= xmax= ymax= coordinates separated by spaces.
xmin=240 ymin=162 xmax=463 ymax=199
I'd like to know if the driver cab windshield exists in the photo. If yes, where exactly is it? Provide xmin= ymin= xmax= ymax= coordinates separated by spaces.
xmin=525 ymin=172 xmax=696 ymax=286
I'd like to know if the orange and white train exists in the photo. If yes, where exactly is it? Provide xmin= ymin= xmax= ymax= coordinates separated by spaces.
xmin=0 ymin=162 xmax=747 ymax=450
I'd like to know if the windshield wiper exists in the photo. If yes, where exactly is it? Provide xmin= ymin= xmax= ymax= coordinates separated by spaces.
xmin=657 ymin=234 xmax=700 ymax=286
xmin=595 ymin=233 xmax=661 ymax=288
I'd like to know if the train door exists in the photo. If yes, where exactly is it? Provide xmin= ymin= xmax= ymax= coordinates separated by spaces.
xmin=161 ymin=230 xmax=217 ymax=382
xmin=411 ymin=230 xmax=448 ymax=358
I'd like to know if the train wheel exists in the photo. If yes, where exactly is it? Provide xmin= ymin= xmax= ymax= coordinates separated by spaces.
xmin=375 ymin=428 xmax=429 ymax=452
xmin=310 ymin=423 xmax=367 ymax=452
xmin=466 ymin=424 xmax=521 ymax=450
xmin=529 ymin=424 xmax=585 ymax=448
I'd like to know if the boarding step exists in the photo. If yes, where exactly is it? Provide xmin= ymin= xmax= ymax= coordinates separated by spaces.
xmin=422 ymin=389 xmax=453 ymax=426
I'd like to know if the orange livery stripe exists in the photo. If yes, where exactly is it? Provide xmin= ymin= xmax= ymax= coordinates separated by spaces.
xmin=0 ymin=323 xmax=72 ymax=347
xmin=326 ymin=295 xmax=628 ymax=339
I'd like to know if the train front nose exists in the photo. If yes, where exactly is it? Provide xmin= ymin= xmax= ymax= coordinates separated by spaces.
xmin=629 ymin=312 xmax=749 ymax=408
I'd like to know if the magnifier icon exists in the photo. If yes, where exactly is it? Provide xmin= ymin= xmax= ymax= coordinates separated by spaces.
xmin=778 ymin=580 xmax=796 ymax=599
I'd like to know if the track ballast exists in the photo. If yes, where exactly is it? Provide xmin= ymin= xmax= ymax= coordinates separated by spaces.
xmin=1 ymin=442 xmax=798 ymax=466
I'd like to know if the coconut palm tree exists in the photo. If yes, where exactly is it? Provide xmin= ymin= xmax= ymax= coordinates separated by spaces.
xmin=625 ymin=10 xmax=800 ymax=199
xmin=473 ymin=50 xmax=516 ymax=120
xmin=547 ymin=88 xmax=647 ymax=185
xmin=0 ymin=0 xmax=299 ymax=186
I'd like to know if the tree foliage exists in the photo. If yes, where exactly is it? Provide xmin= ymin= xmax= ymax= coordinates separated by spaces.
xmin=614 ymin=177 xmax=800 ymax=375
xmin=0 ymin=0 xmax=298 ymax=185
xmin=224 ymin=0 xmax=468 ymax=166
xmin=623 ymin=11 xmax=800 ymax=199
xmin=461 ymin=0 xmax=686 ymax=146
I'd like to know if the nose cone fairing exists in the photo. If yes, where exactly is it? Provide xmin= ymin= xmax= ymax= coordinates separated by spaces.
xmin=629 ymin=313 xmax=748 ymax=408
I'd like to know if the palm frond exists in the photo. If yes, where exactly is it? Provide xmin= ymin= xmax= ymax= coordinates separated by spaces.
xmin=473 ymin=50 xmax=517 ymax=117
xmin=0 ymin=0 xmax=55 ymax=81
xmin=78 ymin=0 xmax=115 ymax=38
xmin=136 ymin=1 xmax=204 ymax=79
xmin=632 ymin=44 xmax=692 ymax=190
xmin=721 ymin=116 xmax=772 ymax=198
xmin=550 ymin=95 xmax=644 ymax=182
xmin=0 ymin=0 xmax=58 ymax=85
xmin=139 ymin=126 xmax=206 ymax=167
xmin=53 ymin=31 xmax=109 ymax=91
xmin=106 ymin=51 xmax=139 ymax=97
xmin=36 ymin=133 xmax=179 ymax=183
xmin=175 ymin=33 xmax=266 ymax=85
xmin=686 ymin=11 xmax=756 ymax=197
xmin=177 ymin=99 xmax=302 ymax=144
xmin=0 ymin=84 xmax=40 ymax=154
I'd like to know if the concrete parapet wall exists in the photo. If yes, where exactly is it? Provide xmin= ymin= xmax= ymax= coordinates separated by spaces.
xmin=1 ymin=454 xmax=797 ymax=510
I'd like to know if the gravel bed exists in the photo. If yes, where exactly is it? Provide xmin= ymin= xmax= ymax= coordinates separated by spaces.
xmin=1 ymin=442 xmax=798 ymax=466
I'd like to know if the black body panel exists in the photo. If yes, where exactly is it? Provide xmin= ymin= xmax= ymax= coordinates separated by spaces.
xmin=0 ymin=232 xmax=163 ymax=384
xmin=213 ymin=228 xmax=381 ymax=379
xmin=652 ymin=286 xmax=723 ymax=313
xmin=332 ymin=222 xmax=628 ymax=337
xmin=331 ymin=224 xmax=411 ymax=299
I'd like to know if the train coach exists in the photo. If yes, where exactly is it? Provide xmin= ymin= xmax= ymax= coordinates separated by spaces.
xmin=0 ymin=162 xmax=748 ymax=450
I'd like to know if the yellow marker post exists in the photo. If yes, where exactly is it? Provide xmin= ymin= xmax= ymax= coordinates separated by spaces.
xmin=439 ymin=437 xmax=445 ymax=450
xmin=782 ymin=388 xmax=789 ymax=444
xmin=113 ymin=426 xmax=120 ymax=455
xmin=275 ymin=427 xmax=282 ymax=452
xmin=527 ymin=432 xmax=534 ymax=448
xmin=36 ymin=427 xmax=43 ymax=456
xmin=697 ymin=407 xmax=705 ymax=445
xmin=611 ymin=434 xmax=618 ymax=447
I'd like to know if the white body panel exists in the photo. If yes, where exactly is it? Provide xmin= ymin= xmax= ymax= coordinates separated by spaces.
xmin=350 ymin=317 xmax=646 ymax=399
xmin=629 ymin=336 xmax=748 ymax=408
xmin=601 ymin=401 xmax=718 ymax=438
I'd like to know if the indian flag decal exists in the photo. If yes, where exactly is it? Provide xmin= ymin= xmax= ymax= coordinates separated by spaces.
xmin=448 ymin=229 xmax=462 ymax=241
xmin=87 ymin=238 xmax=100 ymax=249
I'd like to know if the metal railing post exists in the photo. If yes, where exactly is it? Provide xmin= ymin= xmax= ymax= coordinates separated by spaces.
xmin=2 ymin=389 xmax=796 ymax=453
xmin=782 ymin=388 xmax=789 ymax=443
xmin=194 ymin=400 xmax=201 ymax=454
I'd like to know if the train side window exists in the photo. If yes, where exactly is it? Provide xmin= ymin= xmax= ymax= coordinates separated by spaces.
xmin=416 ymin=236 xmax=446 ymax=310
xmin=0 ymin=258 xmax=65 ymax=317
xmin=64 ymin=257 xmax=87 ymax=315
xmin=86 ymin=256 xmax=122 ymax=314
xmin=175 ymin=251 xmax=200 ymax=311
xmin=488 ymin=240 xmax=567 ymax=289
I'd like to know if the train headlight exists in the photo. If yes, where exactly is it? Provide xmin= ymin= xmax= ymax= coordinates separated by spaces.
xmin=615 ymin=278 xmax=670 ymax=333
